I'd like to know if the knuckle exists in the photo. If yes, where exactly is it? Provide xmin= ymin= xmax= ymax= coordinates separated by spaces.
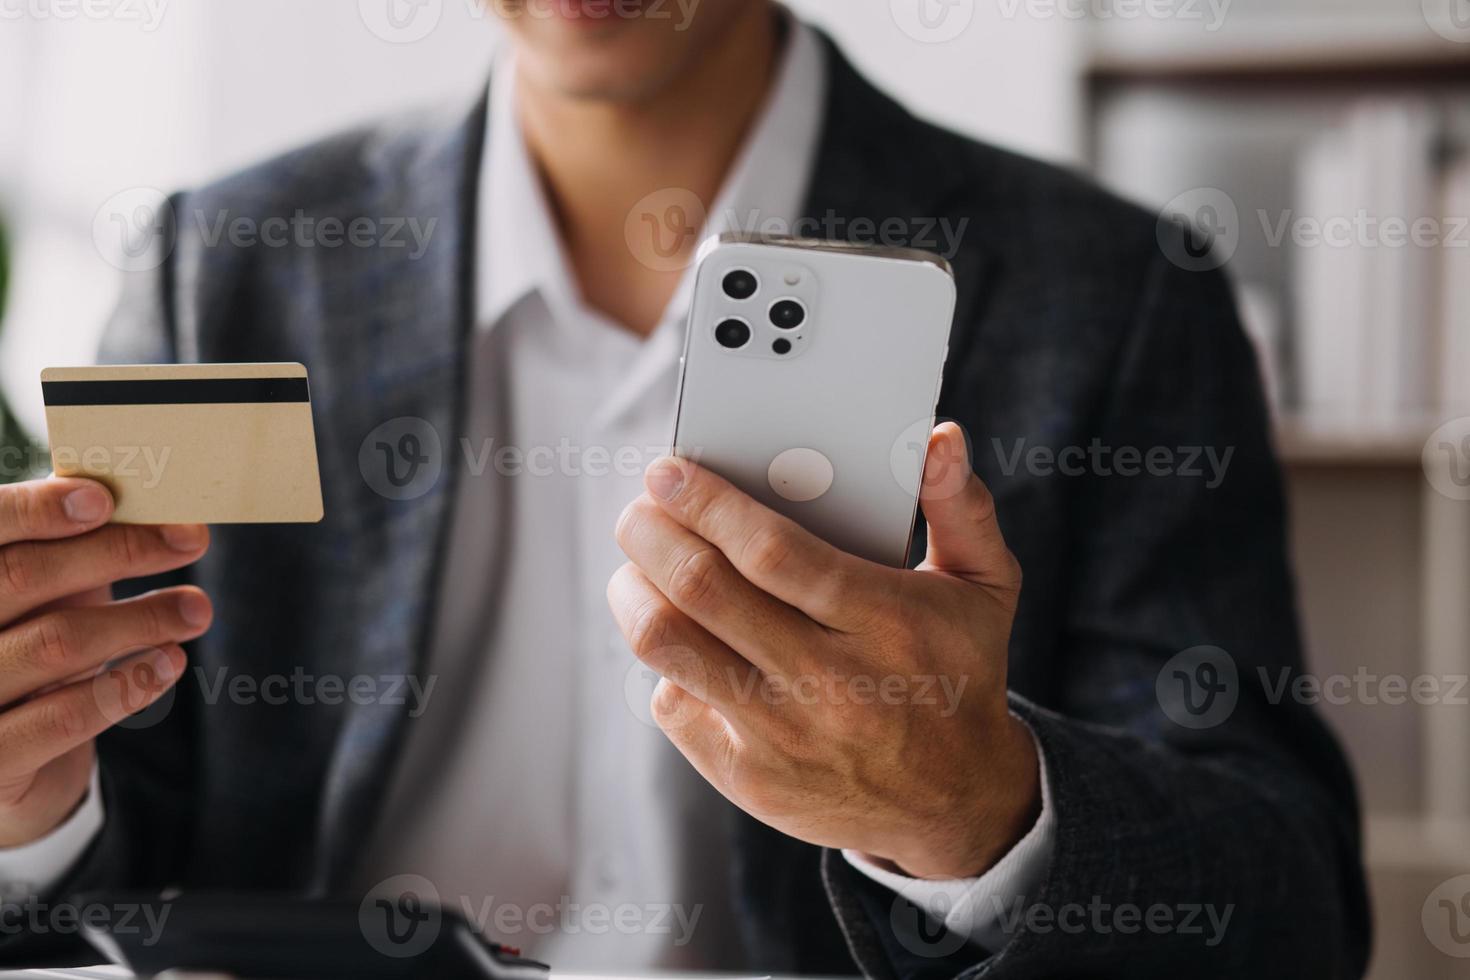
xmin=42 ymin=696 xmax=90 ymax=743
xmin=627 ymin=600 xmax=674 ymax=661
xmin=30 ymin=614 xmax=77 ymax=673
xmin=614 ymin=497 xmax=655 ymax=549
xmin=742 ymin=525 xmax=795 ymax=581
xmin=0 ymin=543 xmax=36 ymax=596
xmin=0 ymin=485 xmax=45 ymax=539
xmin=667 ymin=546 xmax=722 ymax=610
xmin=106 ymin=526 xmax=148 ymax=571
xmin=133 ymin=596 xmax=170 ymax=641
xmin=677 ymin=476 xmax=714 ymax=522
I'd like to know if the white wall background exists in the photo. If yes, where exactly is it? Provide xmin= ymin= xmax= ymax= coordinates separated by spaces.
xmin=0 ymin=0 xmax=1084 ymax=435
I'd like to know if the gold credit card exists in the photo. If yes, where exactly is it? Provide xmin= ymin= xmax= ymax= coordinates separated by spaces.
xmin=42 ymin=363 xmax=324 ymax=525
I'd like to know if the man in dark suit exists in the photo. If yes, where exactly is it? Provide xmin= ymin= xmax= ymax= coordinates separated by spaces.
xmin=0 ymin=1 xmax=1368 ymax=976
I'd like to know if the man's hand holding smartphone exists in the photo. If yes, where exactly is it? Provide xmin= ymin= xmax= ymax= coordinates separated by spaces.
xmin=609 ymin=422 xmax=1042 ymax=881
xmin=0 ymin=478 xmax=211 ymax=848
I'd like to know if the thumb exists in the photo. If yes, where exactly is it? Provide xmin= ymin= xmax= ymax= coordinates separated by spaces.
xmin=917 ymin=423 xmax=1020 ymax=588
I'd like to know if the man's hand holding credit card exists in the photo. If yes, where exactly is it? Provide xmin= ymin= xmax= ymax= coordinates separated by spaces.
xmin=0 ymin=363 xmax=321 ymax=849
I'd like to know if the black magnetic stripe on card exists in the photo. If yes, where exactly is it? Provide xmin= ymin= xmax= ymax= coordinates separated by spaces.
xmin=42 ymin=377 xmax=310 ymax=406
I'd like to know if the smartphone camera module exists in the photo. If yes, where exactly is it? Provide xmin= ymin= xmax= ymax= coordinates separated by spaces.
xmin=715 ymin=318 xmax=752 ymax=349
xmin=769 ymin=299 xmax=806 ymax=331
xmin=722 ymin=269 xmax=758 ymax=301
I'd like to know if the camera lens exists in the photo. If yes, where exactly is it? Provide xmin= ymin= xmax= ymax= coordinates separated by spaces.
xmin=715 ymin=318 xmax=751 ymax=349
xmin=723 ymin=270 xmax=758 ymax=300
xmin=772 ymin=338 xmax=792 ymax=355
xmin=769 ymin=299 xmax=805 ymax=330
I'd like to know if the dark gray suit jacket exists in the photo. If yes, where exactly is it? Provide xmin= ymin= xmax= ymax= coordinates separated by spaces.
xmin=6 ymin=36 xmax=1369 ymax=979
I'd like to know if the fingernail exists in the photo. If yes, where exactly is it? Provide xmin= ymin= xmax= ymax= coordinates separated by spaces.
xmin=645 ymin=459 xmax=684 ymax=501
xmin=63 ymin=486 xmax=110 ymax=524
xmin=146 ymin=647 xmax=180 ymax=684
xmin=160 ymin=524 xmax=207 ymax=552
xmin=177 ymin=592 xmax=211 ymax=629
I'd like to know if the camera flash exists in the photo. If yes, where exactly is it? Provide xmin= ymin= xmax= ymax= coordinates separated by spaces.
xmin=784 ymin=272 xmax=800 ymax=285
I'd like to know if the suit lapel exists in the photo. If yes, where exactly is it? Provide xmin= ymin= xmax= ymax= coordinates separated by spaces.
xmin=799 ymin=37 xmax=997 ymax=384
xmin=309 ymin=87 xmax=489 ymax=889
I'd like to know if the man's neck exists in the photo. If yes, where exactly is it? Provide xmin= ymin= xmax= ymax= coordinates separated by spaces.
xmin=514 ymin=8 xmax=781 ymax=337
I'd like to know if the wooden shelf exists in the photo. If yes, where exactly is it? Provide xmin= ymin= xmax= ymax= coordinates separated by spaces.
xmin=1366 ymin=814 xmax=1470 ymax=872
xmin=1276 ymin=415 xmax=1433 ymax=467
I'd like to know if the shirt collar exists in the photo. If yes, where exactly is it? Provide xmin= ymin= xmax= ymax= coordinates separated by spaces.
xmin=475 ymin=16 xmax=828 ymax=335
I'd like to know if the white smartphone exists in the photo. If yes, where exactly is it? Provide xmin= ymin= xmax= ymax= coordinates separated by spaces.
xmin=672 ymin=233 xmax=957 ymax=567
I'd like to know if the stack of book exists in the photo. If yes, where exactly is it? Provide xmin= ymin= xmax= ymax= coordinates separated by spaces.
xmin=1293 ymin=99 xmax=1466 ymax=421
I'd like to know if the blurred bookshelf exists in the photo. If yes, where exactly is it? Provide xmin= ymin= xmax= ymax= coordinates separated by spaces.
xmin=1082 ymin=5 xmax=1470 ymax=976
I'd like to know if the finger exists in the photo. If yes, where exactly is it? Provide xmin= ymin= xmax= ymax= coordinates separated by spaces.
xmin=649 ymin=675 xmax=740 ymax=793
xmin=615 ymin=496 xmax=825 ymax=678
xmin=26 ymin=585 xmax=132 ymax=694
xmin=0 ymin=588 xmax=212 ymax=705
xmin=608 ymin=562 xmax=777 ymax=728
xmin=641 ymin=457 xmax=895 ymax=629
xmin=0 ymin=523 xmax=209 ymax=624
xmin=33 ymin=584 xmax=114 ymax=616
xmin=917 ymin=423 xmax=1021 ymax=588
xmin=0 ymin=478 xmax=113 ymax=547
xmin=0 ymin=646 xmax=185 ymax=784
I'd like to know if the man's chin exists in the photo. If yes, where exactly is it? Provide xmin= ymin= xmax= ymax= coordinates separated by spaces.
xmin=517 ymin=39 xmax=692 ymax=103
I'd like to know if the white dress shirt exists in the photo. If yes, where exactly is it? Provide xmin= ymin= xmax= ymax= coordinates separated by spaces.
xmin=0 ymin=17 xmax=1053 ymax=968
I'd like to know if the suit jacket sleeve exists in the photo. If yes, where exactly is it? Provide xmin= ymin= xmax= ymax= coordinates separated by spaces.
xmin=820 ymin=246 xmax=1371 ymax=979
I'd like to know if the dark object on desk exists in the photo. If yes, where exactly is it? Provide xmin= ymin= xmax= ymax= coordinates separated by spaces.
xmin=72 ymin=892 xmax=549 ymax=980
